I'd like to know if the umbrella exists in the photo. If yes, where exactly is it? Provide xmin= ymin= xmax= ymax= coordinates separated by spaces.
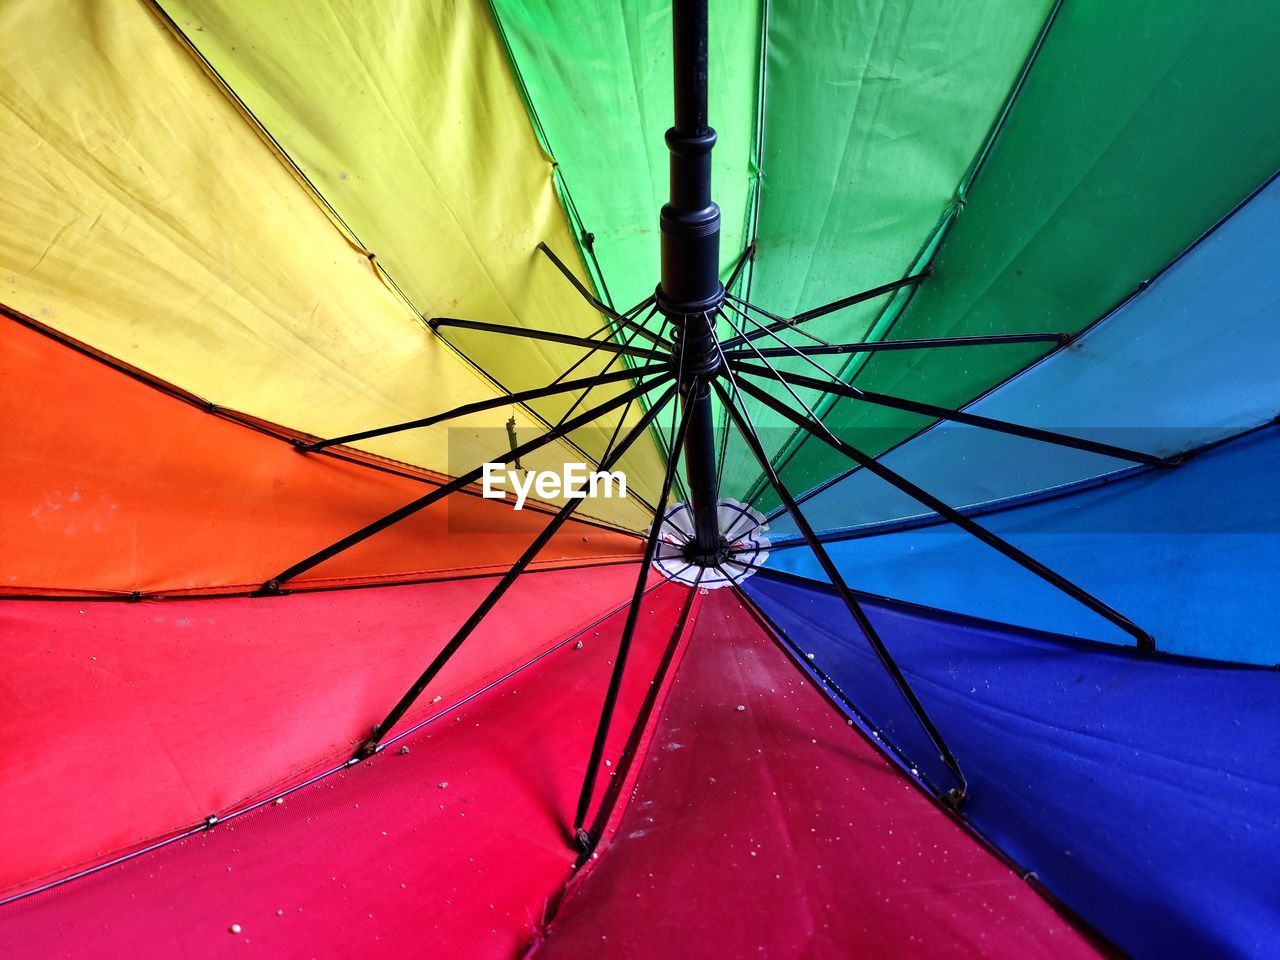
xmin=2 ymin=0 xmax=1278 ymax=956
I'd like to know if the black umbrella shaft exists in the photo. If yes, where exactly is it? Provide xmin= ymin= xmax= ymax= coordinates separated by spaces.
xmin=661 ymin=0 xmax=724 ymax=560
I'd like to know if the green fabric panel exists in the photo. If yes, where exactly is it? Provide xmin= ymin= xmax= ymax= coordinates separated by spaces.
xmin=490 ymin=0 xmax=762 ymax=319
xmin=491 ymin=0 xmax=761 ymax=479
xmin=773 ymin=0 xmax=1280 ymax=509
xmin=718 ymin=0 xmax=1054 ymax=503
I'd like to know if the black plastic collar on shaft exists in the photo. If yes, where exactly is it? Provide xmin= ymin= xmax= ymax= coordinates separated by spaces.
xmin=659 ymin=0 xmax=726 ymax=563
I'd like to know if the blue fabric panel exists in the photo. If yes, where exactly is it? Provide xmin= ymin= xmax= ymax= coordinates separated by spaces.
xmin=749 ymin=577 xmax=960 ymax=792
xmin=773 ymin=174 xmax=1280 ymax=537
xmin=743 ymin=572 xmax=1280 ymax=958
xmin=764 ymin=424 xmax=1280 ymax=664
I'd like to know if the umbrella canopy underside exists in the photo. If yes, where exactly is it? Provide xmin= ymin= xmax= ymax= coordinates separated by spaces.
xmin=3 ymin=1 xmax=1278 ymax=957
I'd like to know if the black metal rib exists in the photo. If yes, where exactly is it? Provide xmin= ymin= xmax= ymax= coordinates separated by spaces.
xmin=601 ymin=312 xmax=681 ymax=505
xmin=300 ymin=365 xmax=662 ymax=453
xmin=722 ymin=240 xmax=757 ymax=293
xmin=528 ymin=301 xmax=665 ymax=517
xmin=554 ymin=306 xmax=664 ymax=440
xmin=548 ymin=295 xmax=657 ymax=387
xmin=719 ymin=270 xmax=929 ymax=348
xmin=731 ymin=361 xmax=1170 ymax=468
xmin=265 ymin=373 xmax=667 ymax=590
xmin=358 ymin=384 xmax=679 ymax=756
xmin=572 ymin=379 xmax=699 ymax=846
xmin=723 ymin=296 xmax=837 ymax=350
xmin=727 ymin=573 xmax=953 ymax=796
xmin=790 ymin=270 xmax=931 ymax=326
xmin=429 ymin=316 xmax=668 ymax=363
xmin=707 ymin=307 xmax=819 ymax=518
xmin=600 ymin=314 xmax=673 ymax=462
xmin=577 ymin=564 xmax=702 ymax=860
xmin=711 ymin=377 xmax=969 ymax=803
xmin=724 ymin=331 xmax=1068 ymax=359
xmin=536 ymin=241 xmax=621 ymax=318
xmin=536 ymin=242 xmax=669 ymax=348
xmin=715 ymin=303 xmax=851 ymax=519
xmin=730 ymin=374 xmax=1156 ymax=651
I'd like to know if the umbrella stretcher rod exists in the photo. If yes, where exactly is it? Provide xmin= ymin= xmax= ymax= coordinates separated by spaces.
xmin=727 ymin=371 xmax=1158 ymax=651
xmin=572 ymin=382 xmax=701 ymax=850
xmin=730 ymin=359 xmax=1172 ymax=468
xmin=263 ymin=374 xmax=665 ymax=591
xmin=712 ymin=293 xmax=1160 ymax=651
xmin=298 ymin=364 xmax=658 ymax=453
xmin=712 ymin=372 xmax=969 ymax=803
xmin=535 ymin=241 xmax=669 ymax=348
xmin=354 ymin=386 xmax=680 ymax=758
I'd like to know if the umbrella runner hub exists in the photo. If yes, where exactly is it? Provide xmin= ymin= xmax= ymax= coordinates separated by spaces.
xmin=653 ymin=499 xmax=770 ymax=587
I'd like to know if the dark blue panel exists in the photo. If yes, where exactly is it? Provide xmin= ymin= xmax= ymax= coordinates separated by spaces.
xmin=744 ymin=572 xmax=1280 ymax=958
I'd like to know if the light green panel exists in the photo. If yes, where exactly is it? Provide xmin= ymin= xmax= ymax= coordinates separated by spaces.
xmin=490 ymin=0 xmax=762 ymax=318
xmin=491 ymin=0 xmax=762 ymax=484
xmin=774 ymin=0 xmax=1280 ymax=510
xmin=720 ymin=0 xmax=1055 ymax=503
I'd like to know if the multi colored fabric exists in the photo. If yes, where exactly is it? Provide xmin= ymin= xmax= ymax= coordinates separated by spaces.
xmin=775 ymin=172 xmax=1280 ymax=533
xmin=717 ymin=0 xmax=1057 ymax=498
xmin=0 ymin=0 xmax=661 ymax=530
xmin=0 ymin=565 xmax=657 ymax=895
xmin=765 ymin=424 xmax=1280 ymax=664
xmin=744 ymin=573 xmax=1280 ymax=958
xmin=1 ymin=315 xmax=639 ymax=596
xmin=2 ymin=0 xmax=1277 ymax=956
xmin=0 ymin=581 xmax=693 ymax=956
xmin=534 ymin=589 xmax=1100 ymax=958
xmin=758 ymin=0 xmax=1280 ymax=507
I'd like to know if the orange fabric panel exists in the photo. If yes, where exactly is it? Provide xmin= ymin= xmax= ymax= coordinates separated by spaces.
xmin=1 ymin=314 xmax=640 ymax=595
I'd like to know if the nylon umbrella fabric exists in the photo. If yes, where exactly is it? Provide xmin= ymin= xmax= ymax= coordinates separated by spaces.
xmin=2 ymin=1 xmax=1278 ymax=958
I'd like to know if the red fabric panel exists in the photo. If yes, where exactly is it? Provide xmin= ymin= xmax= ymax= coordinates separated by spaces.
xmin=0 ymin=580 xmax=694 ymax=959
xmin=0 ymin=316 xmax=639 ymax=595
xmin=0 ymin=566 xmax=669 ymax=895
xmin=532 ymin=590 xmax=1100 ymax=959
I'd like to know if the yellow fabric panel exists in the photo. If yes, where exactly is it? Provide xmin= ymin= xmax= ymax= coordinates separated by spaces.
xmin=153 ymin=0 xmax=667 ymax=511
xmin=0 ymin=0 xmax=652 ymax=529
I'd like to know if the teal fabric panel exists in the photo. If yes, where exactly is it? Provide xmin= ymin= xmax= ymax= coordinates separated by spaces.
xmin=774 ymin=173 xmax=1280 ymax=534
